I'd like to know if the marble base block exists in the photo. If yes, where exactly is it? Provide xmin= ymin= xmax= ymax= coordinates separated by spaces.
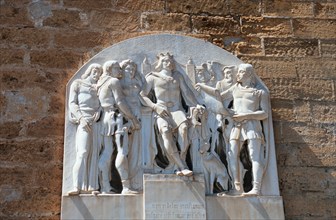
xmin=61 ymin=175 xmax=284 ymax=220
xmin=61 ymin=194 xmax=143 ymax=220
xmin=206 ymin=195 xmax=285 ymax=220
xmin=143 ymin=174 xmax=206 ymax=220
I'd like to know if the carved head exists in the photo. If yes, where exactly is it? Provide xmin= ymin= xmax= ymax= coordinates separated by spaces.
xmin=120 ymin=59 xmax=137 ymax=78
xmin=103 ymin=60 xmax=122 ymax=79
xmin=155 ymin=52 xmax=175 ymax=71
xmin=222 ymin=66 xmax=235 ymax=82
xmin=81 ymin=63 xmax=102 ymax=83
xmin=237 ymin=63 xmax=256 ymax=86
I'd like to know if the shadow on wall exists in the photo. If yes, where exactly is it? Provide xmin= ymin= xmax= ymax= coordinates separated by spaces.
xmin=272 ymin=108 xmax=336 ymax=219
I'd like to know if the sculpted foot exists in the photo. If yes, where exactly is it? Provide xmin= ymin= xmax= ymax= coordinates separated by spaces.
xmin=121 ymin=187 xmax=139 ymax=194
xmin=181 ymin=169 xmax=193 ymax=176
xmin=242 ymin=189 xmax=260 ymax=196
xmin=68 ymin=188 xmax=80 ymax=196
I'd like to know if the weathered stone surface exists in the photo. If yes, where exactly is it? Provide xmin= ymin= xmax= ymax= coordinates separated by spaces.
xmin=0 ymin=4 xmax=34 ymax=27
xmin=229 ymin=0 xmax=261 ymax=16
xmin=90 ymin=10 xmax=140 ymax=31
xmin=264 ymin=38 xmax=319 ymax=57
xmin=277 ymin=143 xmax=336 ymax=167
xmin=315 ymin=2 xmax=336 ymax=19
xmin=241 ymin=17 xmax=292 ymax=37
xmin=320 ymin=39 xmax=336 ymax=58
xmin=0 ymin=49 xmax=25 ymax=65
xmin=293 ymin=19 xmax=336 ymax=39
xmin=0 ymin=122 xmax=22 ymax=139
xmin=281 ymin=122 xmax=333 ymax=145
xmin=166 ymin=0 xmax=229 ymax=15
xmin=0 ymin=28 xmax=51 ymax=48
xmin=294 ymin=58 xmax=336 ymax=79
xmin=268 ymin=77 xmax=334 ymax=101
xmin=192 ymin=16 xmax=240 ymax=35
xmin=310 ymin=101 xmax=336 ymax=124
xmin=0 ymin=0 xmax=335 ymax=219
xmin=141 ymin=13 xmax=191 ymax=32
xmin=63 ymin=0 xmax=112 ymax=10
xmin=263 ymin=0 xmax=314 ymax=17
xmin=0 ymin=139 xmax=62 ymax=166
xmin=26 ymin=116 xmax=64 ymax=138
xmin=223 ymin=36 xmax=263 ymax=56
xmin=43 ymin=9 xmax=83 ymax=28
xmin=30 ymin=49 xmax=82 ymax=69
xmin=54 ymin=31 xmax=106 ymax=49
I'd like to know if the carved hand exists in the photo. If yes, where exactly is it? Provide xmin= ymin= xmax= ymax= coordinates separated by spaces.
xmin=232 ymin=113 xmax=248 ymax=122
xmin=154 ymin=104 xmax=169 ymax=117
xmin=80 ymin=118 xmax=91 ymax=132
xmin=194 ymin=83 xmax=204 ymax=92
xmin=131 ymin=118 xmax=141 ymax=130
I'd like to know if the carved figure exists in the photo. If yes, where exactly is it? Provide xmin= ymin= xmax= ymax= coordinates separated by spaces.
xmin=140 ymin=53 xmax=198 ymax=176
xmin=195 ymin=65 xmax=239 ymax=193
xmin=199 ymin=143 xmax=229 ymax=195
xmin=68 ymin=63 xmax=102 ymax=195
xmin=97 ymin=60 xmax=140 ymax=194
xmin=221 ymin=64 xmax=269 ymax=196
xmin=117 ymin=59 xmax=145 ymax=193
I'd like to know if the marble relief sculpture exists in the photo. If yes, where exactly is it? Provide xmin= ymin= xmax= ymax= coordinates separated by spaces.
xmin=140 ymin=53 xmax=198 ymax=176
xmin=96 ymin=60 xmax=140 ymax=194
xmin=66 ymin=52 xmax=272 ymax=196
xmin=68 ymin=64 xmax=102 ymax=195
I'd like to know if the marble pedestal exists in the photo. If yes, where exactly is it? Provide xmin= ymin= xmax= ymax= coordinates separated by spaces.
xmin=61 ymin=174 xmax=284 ymax=220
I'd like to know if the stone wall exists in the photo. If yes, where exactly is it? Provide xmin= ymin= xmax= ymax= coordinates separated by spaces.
xmin=0 ymin=0 xmax=335 ymax=219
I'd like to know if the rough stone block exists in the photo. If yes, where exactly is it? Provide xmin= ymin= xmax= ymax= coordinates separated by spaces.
xmin=141 ymin=13 xmax=191 ymax=32
xmin=298 ymin=78 xmax=334 ymax=101
xmin=241 ymin=17 xmax=292 ymax=37
xmin=166 ymin=0 xmax=229 ymax=15
xmin=315 ymin=2 xmax=336 ymax=19
xmin=2 ymin=88 xmax=51 ymax=122
xmin=192 ymin=16 xmax=240 ymax=35
xmin=279 ymin=167 xmax=331 ymax=194
xmin=26 ymin=116 xmax=64 ymax=138
xmin=108 ymin=0 xmax=165 ymax=12
xmin=63 ymin=0 xmax=112 ymax=10
xmin=229 ymin=0 xmax=261 ymax=16
xmin=30 ymin=49 xmax=82 ymax=69
xmin=0 ymin=49 xmax=25 ymax=65
xmin=277 ymin=143 xmax=336 ymax=168
xmin=264 ymin=38 xmax=319 ymax=57
xmin=281 ymin=122 xmax=333 ymax=145
xmin=0 ymin=139 xmax=61 ymax=165
xmin=90 ymin=10 xmax=140 ymax=32
xmin=271 ymin=99 xmax=295 ymax=122
xmin=239 ymin=56 xmax=297 ymax=79
xmin=310 ymin=101 xmax=336 ymax=124
xmin=0 ymin=5 xmax=34 ymax=27
xmin=320 ymin=39 xmax=336 ymax=58
xmin=54 ymin=31 xmax=105 ymax=49
xmin=0 ymin=28 xmax=51 ymax=48
xmin=282 ymin=194 xmax=334 ymax=219
xmin=294 ymin=58 xmax=336 ymax=79
xmin=43 ymin=9 xmax=83 ymax=28
xmin=292 ymin=19 xmax=336 ymax=39
xmin=263 ymin=0 xmax=314 ymax=17
xmin=223 ymin=36 xmax=263 ymax=56
xmin=0 ymin=122 xmax=22 ymax=139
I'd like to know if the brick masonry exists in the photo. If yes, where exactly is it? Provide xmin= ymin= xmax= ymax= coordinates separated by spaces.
xmin=0 ymin=0 xmax=335 ymax=219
